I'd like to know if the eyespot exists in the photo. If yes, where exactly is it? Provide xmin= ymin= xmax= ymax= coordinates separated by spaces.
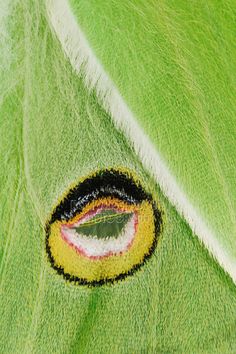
xmin=45 ymin=169 xmax=162 ymax=286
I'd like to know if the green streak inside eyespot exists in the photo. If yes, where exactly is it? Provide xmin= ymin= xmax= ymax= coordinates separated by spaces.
xmin=73 ymin=210 xmax=133 ymax=239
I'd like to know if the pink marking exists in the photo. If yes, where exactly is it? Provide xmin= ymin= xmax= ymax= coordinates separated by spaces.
xmin=60 ymin=210 xmax=139 ymax=260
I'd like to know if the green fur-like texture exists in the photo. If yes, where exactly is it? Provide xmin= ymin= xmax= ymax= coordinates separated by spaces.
xmin=70 ymin=0 xmax=236 ymax=265
xmin=0 ymin=1 xmax=236 ymax=353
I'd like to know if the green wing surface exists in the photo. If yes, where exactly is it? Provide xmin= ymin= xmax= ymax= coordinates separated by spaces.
xmin=0 ymin=1 xmax=236 ymax=353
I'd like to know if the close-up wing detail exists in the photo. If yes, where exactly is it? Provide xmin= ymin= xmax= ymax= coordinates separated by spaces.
xmin=47 ymin=0 xmax=236 ymax=283
xmin=1 ymin=1 xmax=236 ymax=353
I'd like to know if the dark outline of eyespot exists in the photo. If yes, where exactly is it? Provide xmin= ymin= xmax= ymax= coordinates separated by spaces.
xmin=45 ymin=168 xmax=163 ymax=287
